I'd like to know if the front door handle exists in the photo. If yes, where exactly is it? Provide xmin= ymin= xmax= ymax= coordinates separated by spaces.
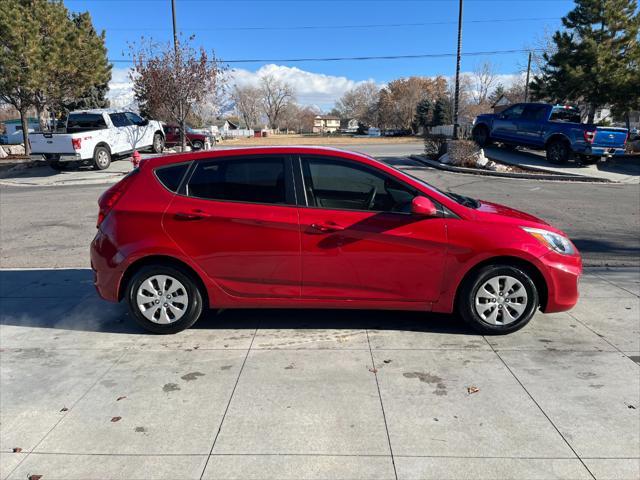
xmin=174 ymin=210 xmax=210 ymax=221
xmin=310 ymin=222 xmax=345 ymax=233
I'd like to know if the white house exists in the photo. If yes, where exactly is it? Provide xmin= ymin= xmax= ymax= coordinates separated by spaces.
xmin=313 ymin=115 xmax=340 ymax=134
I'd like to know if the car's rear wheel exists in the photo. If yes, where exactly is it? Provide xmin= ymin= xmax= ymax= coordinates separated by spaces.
xmin=92 ymin=146 xmax=111 ymax=170
xmin=472 ymin=125 xmax=491 ymax=147
xmin=458 ymin=264 xmax=539 ymax=334
xmin=126 ymin=265 xmax=204 ymax=334
xmin=191 ymin=140 xmax=204 ymax=150
xmin=546 ymin=139 xmax=570 ymax=164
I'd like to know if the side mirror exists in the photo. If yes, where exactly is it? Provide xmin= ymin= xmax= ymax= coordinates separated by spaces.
xmin=140 ymin=118 xmax=150 ymax=126
xmin=411 ymin=196 xmax=438 ymax=217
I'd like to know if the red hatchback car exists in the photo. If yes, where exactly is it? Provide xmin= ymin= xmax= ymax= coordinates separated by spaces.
xmin=91 ymin=147 xmax=581 ymax=334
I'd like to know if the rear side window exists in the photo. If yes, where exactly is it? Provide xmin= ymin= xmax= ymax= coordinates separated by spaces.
xmin=522 ymin=105 xmax=548 ymax=121
xmin=155 ymin=164 xmax=189 ymax=192
xmin=186 ymin=157 xmax=289 ymax=205
xmin=550 ymin=107 xmax=581 ymax=123
xmin=67 ymin=113 xmax=107 ymax=132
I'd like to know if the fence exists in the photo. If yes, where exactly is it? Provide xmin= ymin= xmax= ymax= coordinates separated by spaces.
xmin=428 ymin=124 xmax=473 ymax=139
xmin=221 ymin=129 xmax=254 ymax=139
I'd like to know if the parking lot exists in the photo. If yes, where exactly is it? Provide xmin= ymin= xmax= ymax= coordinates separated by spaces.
xmin=1 ymin=149 xmax=639 ymax=479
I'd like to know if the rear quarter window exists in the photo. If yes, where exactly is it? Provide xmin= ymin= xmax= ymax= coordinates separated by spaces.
xmin=155 ymin=164 xmax=190 ymax=192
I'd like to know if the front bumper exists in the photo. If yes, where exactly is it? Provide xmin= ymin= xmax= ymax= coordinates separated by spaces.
xmin=538 ymin=250 xmax=582 ymax=313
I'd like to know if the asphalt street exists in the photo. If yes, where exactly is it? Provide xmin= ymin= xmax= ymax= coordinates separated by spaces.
xmin=1 ymin=157 xmax=638 ymax=268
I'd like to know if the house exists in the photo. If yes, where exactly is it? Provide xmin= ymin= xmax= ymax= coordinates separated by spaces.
xmin=313 ymin=115 xmax=340 ymax=133
xmin=2 ymin=117 xmax=40 ymax=136
xmin=211 ymin=119 xmax=240 ymax=132
xmin=491 ymin=95 xmax=513 ymax=114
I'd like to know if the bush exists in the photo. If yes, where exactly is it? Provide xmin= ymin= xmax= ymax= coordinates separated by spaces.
xmin=423 ymin=133 xmax=448 ymax=159
xmin=446 ymin=139 xmax=482 ymax=167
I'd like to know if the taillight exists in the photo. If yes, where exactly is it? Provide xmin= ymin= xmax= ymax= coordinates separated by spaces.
xmin=583 ymin=130 xmax=596 ymax=144
xmin=72 ymin=138 xmax=82 ymax=150
xmin=97 ymin=172 xmax=138 ymax=227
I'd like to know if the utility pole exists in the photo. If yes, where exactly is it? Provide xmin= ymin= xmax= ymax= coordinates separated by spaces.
xmin=452 ymin=0 xmax=463 ymax=140
xmin=171 ymin=0 xmax=179 ymax=58
xmin=524 ymin=51 xmax=532 ymax=102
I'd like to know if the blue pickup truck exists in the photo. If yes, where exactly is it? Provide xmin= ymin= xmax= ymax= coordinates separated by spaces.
xmin=472 ymin=103 xmax=628 ymax=165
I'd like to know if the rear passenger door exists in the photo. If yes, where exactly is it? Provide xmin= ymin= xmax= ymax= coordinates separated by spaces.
xmin=162 ymin=155 xmax=301 ymax=299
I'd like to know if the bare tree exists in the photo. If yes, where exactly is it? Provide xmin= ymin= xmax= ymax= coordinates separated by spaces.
xmin=231 ymin=85 xmax=262 ymax=129
xmin=334 ymin=81 xmax=380 ymax=127
xmin=259 ymin=75 xmax=294 ymax=130
xmin=470 ymin=61 xmax=498 ymax=105
xmin=130 ymin=36 xmax=224 ymax=150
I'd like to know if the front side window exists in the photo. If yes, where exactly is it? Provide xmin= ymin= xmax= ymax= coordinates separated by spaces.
xmin=109 ymin=113 xmax=130 ymax=128
xmin=125 ymin=112 xmax=146 ymax=126
xmin=501 ymin=104 xmax=525 ymax=120
xmin=301 ymin=157 xmax=418 ymax=213
xmin=186 ymin=157 xmax=289 ymax=205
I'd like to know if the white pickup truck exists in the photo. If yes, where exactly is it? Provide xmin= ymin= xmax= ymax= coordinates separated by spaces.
xmin=29 ymin=109 xmax=165 ymax=170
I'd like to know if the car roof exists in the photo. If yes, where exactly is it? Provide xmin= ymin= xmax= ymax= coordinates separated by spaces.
xmin=143 ymin=146 xmax=381 ymax=169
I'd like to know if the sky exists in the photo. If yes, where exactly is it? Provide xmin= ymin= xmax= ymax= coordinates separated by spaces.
xmin=65 ymin=0 xmax=576 ymax=110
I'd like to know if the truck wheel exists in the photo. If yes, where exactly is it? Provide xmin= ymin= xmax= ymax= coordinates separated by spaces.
xmin=92 ymin=146 xmax=111 ymax=170
xmin=152 ymin=133 xmax=164 ymax=153
xmin=472 ymin=125 xmax=491 ymax=147
xmin=192 ymin=140 xmax=204 ymax=151
xmin=546 ymin=139 xmax=570 ymax=164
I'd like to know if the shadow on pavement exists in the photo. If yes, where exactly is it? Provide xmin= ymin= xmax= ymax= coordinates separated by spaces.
xmin=572 ymin=237 xmax=640 ymax=261
xmin=0 ymin=268 xmax=475 ymax=336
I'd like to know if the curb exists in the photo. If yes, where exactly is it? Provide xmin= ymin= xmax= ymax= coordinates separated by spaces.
xmin=408 ymin=155 xmax=612 ymax=183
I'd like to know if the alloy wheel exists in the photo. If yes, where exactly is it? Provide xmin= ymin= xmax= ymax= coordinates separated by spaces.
xmin=136 ymin=274 xmax=189 ymax=324
xmin=474 ymin=275 xmax=528 ymax=325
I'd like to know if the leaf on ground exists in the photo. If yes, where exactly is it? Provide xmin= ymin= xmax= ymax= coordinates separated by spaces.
xmin=111 ymin=416 xmax=122 ymax=422
xmin=383 ymin=359 xmax=392 ymax=364
xmin=12 ymin=447 xmax=22 ymax=453
xmin=28 ymin=475 xmax=42 ymax=480
xmin=60 ymin=407 xmax=68 ymax=412
xmin=467 ymin=386 xmax=480 ymax=394
xmin=116 ymin=396 xmax=127 ymax=401
xmin=368 ymin=367 xmax=378 ymax=373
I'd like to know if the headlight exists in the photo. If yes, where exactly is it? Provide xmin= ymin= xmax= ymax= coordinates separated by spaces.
xmin=522 ymin=227 xmax=575 ymax=255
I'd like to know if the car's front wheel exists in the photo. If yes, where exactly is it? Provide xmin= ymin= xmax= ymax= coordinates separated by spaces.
xmin=126 ymin=265 xmax=204 ymax=334
xmin=458 ymin=264 xmax=539 ymax=334
xmin=472 ymin=125 xmax=491 ymax=147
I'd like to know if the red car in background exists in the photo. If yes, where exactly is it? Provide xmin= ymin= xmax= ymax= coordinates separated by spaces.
xmin=91 ymin=147 xmax=581 ymax=334
xmin=162 ymin=123 xmax=214 ymax=151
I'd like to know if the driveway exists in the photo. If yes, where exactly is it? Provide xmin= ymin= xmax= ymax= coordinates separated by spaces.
xmin=484 ymin=146 xmax=640 ymax=184
xmin=1 ymin=267 xmax=638 ymax=479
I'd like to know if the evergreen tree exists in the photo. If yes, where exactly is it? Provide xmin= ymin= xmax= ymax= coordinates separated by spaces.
xmin=530 ymin=0 xmax=640 ymax=123
xmin=488 ymin=83 xmax=506 ymax=105
xmin=432 ymin=98 xmax=451 ymax=126
xmin=414 ymin=98 xmax=432 ymax=132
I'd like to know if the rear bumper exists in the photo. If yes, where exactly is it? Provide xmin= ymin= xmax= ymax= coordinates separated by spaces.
xmin=32 ymin=153 xmax=82 ymax=162
xmin=539 ymin=251 xmax=582 ymax=313
xmin=573 ymin=145 xmax=626 ymax=157
xmin=90 ymin=229 xmax=124 ymax=303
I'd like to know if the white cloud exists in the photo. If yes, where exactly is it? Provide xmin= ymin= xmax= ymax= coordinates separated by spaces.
xmin=227 ymin=64 xmax=378 ymax=108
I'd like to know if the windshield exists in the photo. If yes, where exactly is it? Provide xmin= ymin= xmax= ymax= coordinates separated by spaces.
xmin=398 ymin=168 xmax=480 ymax=209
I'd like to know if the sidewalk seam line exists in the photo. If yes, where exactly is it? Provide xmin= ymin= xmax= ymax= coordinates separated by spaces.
xmin=366 ymin=329 xmax=398 ymax=480
xmin=482 ymin=336 xmax=597 ymax=480
xmin=4 ymin=349 xmax=128 ymax=479
xmin=198 ymin=322 xmax=259 ymax=479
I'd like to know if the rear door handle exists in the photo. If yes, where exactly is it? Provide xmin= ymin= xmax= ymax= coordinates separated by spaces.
xmin=310 ymin=222 xmax=345 ymax=233
xmin=174 ymin=210 xmax=210 ymax=221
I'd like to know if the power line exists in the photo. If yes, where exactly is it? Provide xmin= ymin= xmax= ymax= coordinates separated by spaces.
xmin=110 ymin=48 xmax=541 ymax=65
xmin=104 ymin=17 xmax=560 ymax=32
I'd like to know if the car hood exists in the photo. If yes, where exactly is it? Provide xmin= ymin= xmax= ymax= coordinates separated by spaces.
xmin=473 ymin=200 xmax=551 ymax=227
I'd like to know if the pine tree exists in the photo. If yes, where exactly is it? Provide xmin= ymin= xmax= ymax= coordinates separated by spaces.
xmin=414 ymin=98 xmax=432 ymax=132
xmin=530 ymin=0 xmax=640 ymax=123
xmin=432 ymin=98 xmax=451 ymax=126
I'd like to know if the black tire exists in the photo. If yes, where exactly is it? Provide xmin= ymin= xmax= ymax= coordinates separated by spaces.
xmin=49 ymin=161 xmax=66 ymax=171
xmin=92 ymin=146 xmax=111 ymax=170
xmin=472 ymin=125 xmax=491 ymax=147
xmin=458 ymin=264 xmax=539 ymax=335
xmin=191 ymin=140 xmax=204 ymax=151
xmin=152 ymin=133 xmax=164 ymax=153
xmin=546 ymin=139 xmax=571 ymax=164
xmin=126 ymin=265 xmax=204 ymax=334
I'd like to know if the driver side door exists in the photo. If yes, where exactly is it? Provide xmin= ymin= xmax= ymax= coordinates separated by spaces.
xmin=298 ymin=155 xmax=448 ymax=302
xmin=492 ymin=104 xmax=525 ymax=142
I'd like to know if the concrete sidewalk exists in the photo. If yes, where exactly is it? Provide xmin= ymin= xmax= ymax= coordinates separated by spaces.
xmin=485 ymin=147 xmax=640 ymax=184
xmin=1 ymin=267 xmax=638 ymax=479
